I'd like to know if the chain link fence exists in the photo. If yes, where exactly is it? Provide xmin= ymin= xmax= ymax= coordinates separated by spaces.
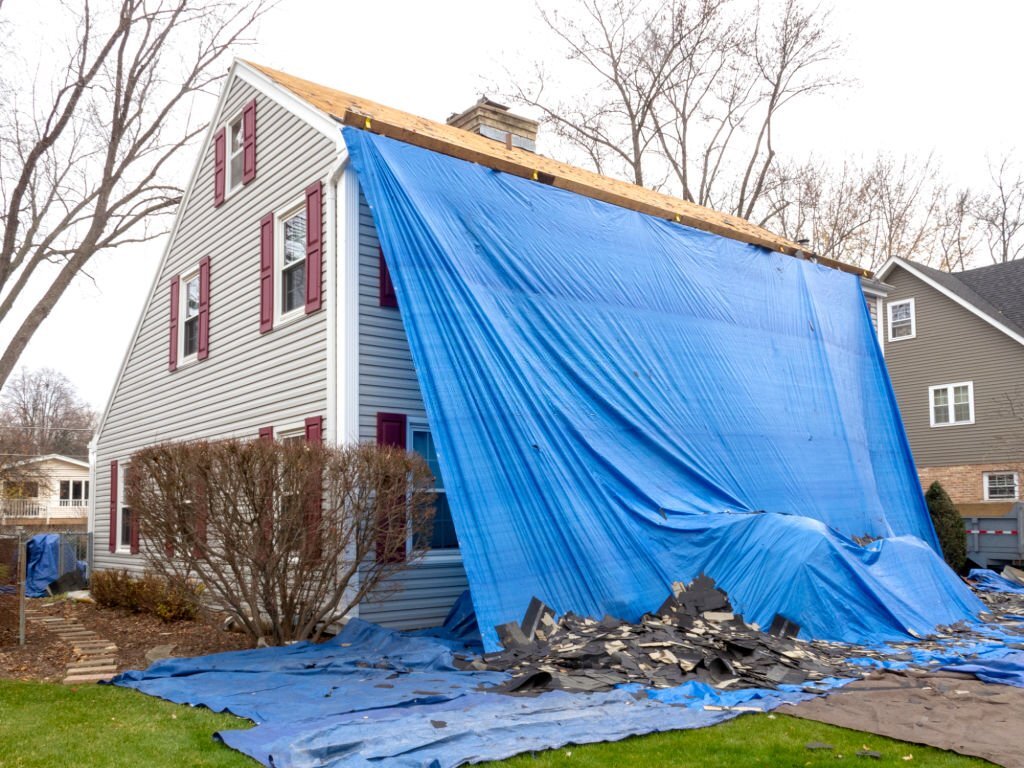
xmin=0 ymin=528 xmax=92 ymax=646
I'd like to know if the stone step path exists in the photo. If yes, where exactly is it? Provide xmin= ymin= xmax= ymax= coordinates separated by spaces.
xmin=25 ymin=609 xmax=120 ymax=684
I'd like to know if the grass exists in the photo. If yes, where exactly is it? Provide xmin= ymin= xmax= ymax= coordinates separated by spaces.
xmin=0 ymin=680 xmax=992 ymax=768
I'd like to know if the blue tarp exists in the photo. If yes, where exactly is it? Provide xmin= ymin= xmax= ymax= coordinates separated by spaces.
xmin=24 ymin=534 xmax=78 ymax=597
xmin=942 ymin=650 xmax=1024 ymax=687
xmin=111 ymin=619 xmax=833 ymax=768
xmin=968 ymin=568 xmax=1024 ymax=594
xmin=343 ymin=127 xmax=982 ymax=649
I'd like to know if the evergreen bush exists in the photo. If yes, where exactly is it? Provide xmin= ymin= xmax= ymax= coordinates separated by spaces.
xmin=925 ymin=481 xmax=967 ymax=572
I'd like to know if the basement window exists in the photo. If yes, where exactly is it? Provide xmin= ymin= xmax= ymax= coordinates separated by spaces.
xmin=929 ymin=381 xmax=974 ymax=427
xmin=887 ymin=298 xmax=916 ymax=341
xmin=984 ymin=472 xmax=1019 ymax=501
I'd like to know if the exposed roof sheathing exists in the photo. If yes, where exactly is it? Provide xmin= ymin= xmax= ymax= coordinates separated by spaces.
xmin=246 ymin=61 xmax=866 ymax=276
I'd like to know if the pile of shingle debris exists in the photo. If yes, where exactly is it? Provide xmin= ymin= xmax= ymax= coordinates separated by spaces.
xmin=456 ymin=575 xmax=873 ymax=696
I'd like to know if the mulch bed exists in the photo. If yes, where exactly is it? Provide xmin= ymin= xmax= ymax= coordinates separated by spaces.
xmin=0 ymin=594 xmax=253 ymax=682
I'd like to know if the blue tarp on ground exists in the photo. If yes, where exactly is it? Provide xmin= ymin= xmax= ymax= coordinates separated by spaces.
xmin=942 ymin=650 xmax=1024 ymax=687
xmin=342 ymin=127 xmax=982 ymax=649
xmin=111 ymin=620 xmax=834 ymax=768
xmin=968 ymin=568 xmax=1024 ymax=594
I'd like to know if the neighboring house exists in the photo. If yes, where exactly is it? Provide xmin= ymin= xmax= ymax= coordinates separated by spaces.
xmin=1 ymin=454 xmax=91 ymax=529
xmin=91 ymin=60 xmax=880 ymax=630
xmin=876 ymin=258 xmax=1024 ymax=511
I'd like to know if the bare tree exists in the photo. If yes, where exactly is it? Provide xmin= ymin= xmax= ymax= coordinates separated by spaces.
xmin=973 ymin=155 xmax=1024 ymax=264
xmin=128 ymin=438 xmax=437 ymax=645
xmin=0 ymin=367 xmax=97 ymax=458
xmin=0 ymin=0 xmax=273 ymax=391
xmin=507 ymin=0 xmax=845 ymax=219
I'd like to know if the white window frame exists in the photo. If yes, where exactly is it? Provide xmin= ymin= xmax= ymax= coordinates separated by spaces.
xmin=984 ymin=471 xmax=1020 ymax=501
xmin=887 ymin=298 xmax=916 ymax=342
xmin=929 ymin=381 xmax=975 ymax=427
xmin=224 ymin=111 xmax=246 ymax=198
xmin=408 ymin=420 xmax=460 ymax=562
xmin=274 ymin=199 xmax=307 ymax=327
xmin=178 ymin=268 xmax=201 ymax=366
xmin=116 ymin=462 xmax=133 ymax=554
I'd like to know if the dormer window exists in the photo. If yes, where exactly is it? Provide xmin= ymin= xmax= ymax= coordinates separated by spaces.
xmin=888 ymin=298 xmax=916 ymax=341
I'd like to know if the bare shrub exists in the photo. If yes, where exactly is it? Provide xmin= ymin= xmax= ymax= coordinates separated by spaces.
xmin=126 ymin=438 xmax=435 ymax=644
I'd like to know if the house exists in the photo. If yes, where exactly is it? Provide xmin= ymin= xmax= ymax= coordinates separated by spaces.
xmin=91 ymin=60 xmax=886 ymax=631
xmin=876 ymin=258 xmax=1024 ymax=511
xmin=1 ymin=454 xmax=91 ymax=529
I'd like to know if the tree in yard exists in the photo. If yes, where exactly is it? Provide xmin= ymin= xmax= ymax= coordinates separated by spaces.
xmin=924 ymin=481 xmax=966 ymax=573
xmin=0 ymin=0 xmax=273 ymax=391
xmin=972 ymin=155 xmax=1024 ymax=265
xmin=126 ymin=438 xmax=437 ymax=645
xmin=0 ymin=367 xmax=97 ymax=458
xmin=508 ymin=0 xmax=845 ymax=220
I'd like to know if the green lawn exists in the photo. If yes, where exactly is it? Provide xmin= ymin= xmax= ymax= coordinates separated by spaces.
xmin=0 ymin=680 xmax=992 ymax=768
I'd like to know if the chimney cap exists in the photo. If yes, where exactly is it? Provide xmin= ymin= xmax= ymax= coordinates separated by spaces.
xmin=448 ymin=95 xmax=511 ymax=124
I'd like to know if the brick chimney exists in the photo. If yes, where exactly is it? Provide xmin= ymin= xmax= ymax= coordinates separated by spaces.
xmin=446 ymin=97 xmax=538 ymax=152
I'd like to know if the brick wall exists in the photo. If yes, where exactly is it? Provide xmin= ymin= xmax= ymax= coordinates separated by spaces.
xmin=918 ymin=462 xmax=1024 ymax=504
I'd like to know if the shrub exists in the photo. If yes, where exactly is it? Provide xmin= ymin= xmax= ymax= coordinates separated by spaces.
xmin=127 ymin=438 xmax=436 ymax=644
xmin=925 ymin=481 xmax=967 ymax=572
xmin=91 ymin=569 xmax=202 ymax=621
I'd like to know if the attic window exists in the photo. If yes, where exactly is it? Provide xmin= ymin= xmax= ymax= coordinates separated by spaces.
xmin=228 ymin=115 xmax=245 ymax=193
xmin=887 ymin=299 xmax=915 ymax=341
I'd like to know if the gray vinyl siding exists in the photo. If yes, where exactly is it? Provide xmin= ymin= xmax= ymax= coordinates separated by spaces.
xmin=884 ymin=267 xmax=1024 ymax=467
xmin=93 ymin=77 xmax=336 ymax=574
xmin=356 ymin=190 xmax=469 ymax=630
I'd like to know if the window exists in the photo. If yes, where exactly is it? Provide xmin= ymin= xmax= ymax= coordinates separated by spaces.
xmin=227 ymin=114 xmax=245 ymax=194
xmin=888 ymin=298 xmax=916 ymax=341
xmin=929 ymin=381 xmax=974 ymax=427
xmin=118 ymin=464 xmax=133 ymax=552
xmin=985 ymin=472 xmax=1019 ymax=501
xmin=59 ymin=480 xmax=89 ymax=507
xmin=181 ymin=272 xmax=200 ymax=359
xmin=411 ymin=426 xmax=458 ymax=551
xmin=278 ymin=206 xmax=307 ymax=317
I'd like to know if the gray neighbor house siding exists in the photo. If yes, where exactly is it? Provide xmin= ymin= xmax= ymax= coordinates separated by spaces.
xmin=881 ymin=264 xmax=1024 ymax=504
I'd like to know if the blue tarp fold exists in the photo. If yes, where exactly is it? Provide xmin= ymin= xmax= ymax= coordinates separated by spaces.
xmin=342 ymin=127 xmax=981 ymax=649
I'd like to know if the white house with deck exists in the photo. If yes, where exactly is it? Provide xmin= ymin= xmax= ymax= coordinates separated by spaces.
xmin=1 ymin=454 xmax=90 ymax=528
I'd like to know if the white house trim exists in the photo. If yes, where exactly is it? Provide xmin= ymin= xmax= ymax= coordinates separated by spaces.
xmin=878 ymin=258 xmax=1024 ymax=349
xmin=234 ymin=61 xmax=340 ymax=142
xmin=336 ymin=161 xmax=361 ymax=445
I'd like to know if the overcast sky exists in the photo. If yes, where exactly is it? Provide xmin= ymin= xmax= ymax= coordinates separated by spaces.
xmin=5 ymin=0 xmax=1023 ymax=411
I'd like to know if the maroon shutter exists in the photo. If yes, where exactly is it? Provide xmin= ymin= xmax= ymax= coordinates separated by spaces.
xmin=259 ymin=213 xmax=274 ymax=333
xmin=304 ymin=416 xmax=323 ymax=443
xmin=242 ymin=98 xmax=257 ymax=184
xmin=197 ymin=256 xmax=211 ymax=360
xmin=258 ymin=426 xmax=273 ymax=441
xmin=303 ymin=416 xmax=324 ymax=559
xmin=168 ymin=276 xmax=179 ymax=371
xmin=379 ymin=247 xmax=398 ymax=308
xmin=108 ymin=461 xmax=118 ymax=553
xmin=376 ymin=412 xmax=407 ymax=563
xmin=305 ymin=181 xmax=323 ymax=313
xmin=213 ymin=128 xmax=226 ymax=207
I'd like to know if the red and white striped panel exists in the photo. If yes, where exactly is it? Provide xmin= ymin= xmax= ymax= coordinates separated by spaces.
xmin=966 ymin=529 xmax=1019 ymax=535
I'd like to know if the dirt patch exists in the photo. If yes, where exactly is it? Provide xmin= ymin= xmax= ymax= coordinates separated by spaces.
xmin=0 ymin=594 xmax=253 ymax=681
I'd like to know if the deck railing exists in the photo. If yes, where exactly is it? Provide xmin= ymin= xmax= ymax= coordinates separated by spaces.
xmin=0 ymin=498 xmax=88 ymax=519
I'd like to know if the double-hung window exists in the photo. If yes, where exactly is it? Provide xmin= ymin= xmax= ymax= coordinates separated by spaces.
xmin=984 ymin=472 xmax=1019 ymax=501
xmin=118 ymin=464 xmax=133 ymax=552
xmin=929 ymin=381 xmax=974 ymax=427
xmin=411 ymin=426 xmax=458 ymax=551
xmin=181 ymin=272 xmax=200 ymax=359
xmin=279 ymin=206 xmax=307 ymax=318
xmin=888 ymin=298 xmax=916 ymax=341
